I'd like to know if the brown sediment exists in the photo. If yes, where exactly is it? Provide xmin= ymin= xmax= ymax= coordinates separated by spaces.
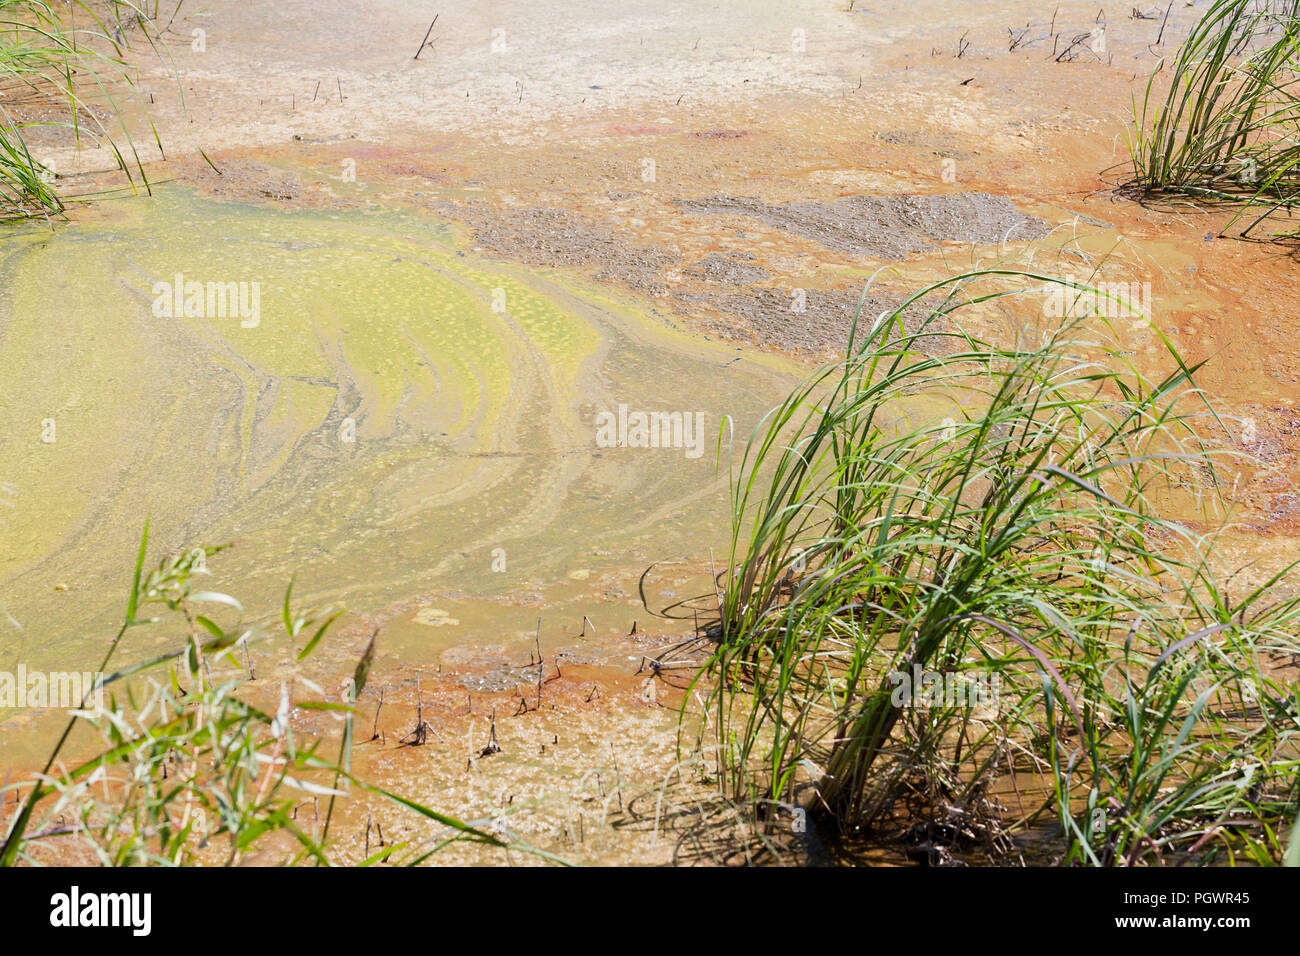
xmin=8 ymin=618 xmax=817 ymax=868
xmin=8 ymin=0 xmax=1300 ymax=866
xmin=328 ymin=631 xmax=832 ymax=866
xmin=454 ymin=202 xmax=678 ymax=296
xmin=672 ymin=192 xmax=1052 ymax=257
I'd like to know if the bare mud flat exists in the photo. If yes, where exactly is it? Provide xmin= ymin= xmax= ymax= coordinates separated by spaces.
xmin=673 ymin=192 xmax=1053 ymax=257
xmin=4 ymin=0 xmax=1300 ymax=867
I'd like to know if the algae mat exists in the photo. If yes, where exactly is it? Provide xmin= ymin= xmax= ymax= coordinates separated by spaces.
xmin=0 ymin=188 xmax=798 ymax=675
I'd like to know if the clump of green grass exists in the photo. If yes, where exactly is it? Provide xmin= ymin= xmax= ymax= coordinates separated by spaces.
xmin=1128 ymin=0 xmax=1300 ymax=235
xmin=0 ymin=1 xmax=177 ymax=223
xmin=0 ymin=523 xmax=522 ymax=866
xmin=694 ymin=270 xmax=1300 ymax=865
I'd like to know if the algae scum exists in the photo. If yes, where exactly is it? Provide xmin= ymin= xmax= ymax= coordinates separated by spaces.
xmin=0 ymin=187 xmax=797 ymax=682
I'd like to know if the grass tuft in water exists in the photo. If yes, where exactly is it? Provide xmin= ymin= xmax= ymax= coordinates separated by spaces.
xmin=1127 ymin=0 xmax=1300 ymax=236
xmin=693 ymin=270 xmax=1300 ymax=866
xmin=0 ymin=1 xmax=179 ymax=222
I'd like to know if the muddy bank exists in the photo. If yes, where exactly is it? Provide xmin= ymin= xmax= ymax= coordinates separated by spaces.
xmin=673 ymin=192 xmax=1052 ymax=258
xmin=454 ymin=191 xmax=1044 ymax=355
xmin=6 ymin=610 xmax=834 ymax=867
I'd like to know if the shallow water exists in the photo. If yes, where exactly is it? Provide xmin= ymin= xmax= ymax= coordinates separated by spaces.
xmin=0 ymin=186 xmax=800 ymax=689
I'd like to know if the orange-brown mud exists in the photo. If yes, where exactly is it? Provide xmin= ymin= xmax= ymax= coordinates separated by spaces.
xmin=7 ymin=0 xmax=1300 ymax=865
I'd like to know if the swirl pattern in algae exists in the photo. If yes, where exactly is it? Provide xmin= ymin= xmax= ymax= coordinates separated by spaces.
xmin=0 ymin=186 xmax=800 ymax=676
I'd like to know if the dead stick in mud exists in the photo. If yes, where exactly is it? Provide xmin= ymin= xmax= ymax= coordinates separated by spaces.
xmin=415 ymin=680 xmax=425 ymax=735
xmin=20 ymin=824 xmax=85 ymax=839
xmin=413 ymin=15 xmax=438 ymax=60
xmin=401 ymin=679 xmax=444 ymax=745
xmin=312 ymin=80 xmax=320 ymax=102
xmin=1054 ymin=32 xmax=1092 ymax=61
xmin=1155 ymin=1 xmax=1172 ymax=45
xmin=642 ymin=635 xmax=706 ymax=671
xmin=534 ymin=617 xmax=544 ymax=710
xmin=369 ymin=686 xmax=385 ymax=741
xmin=479 ymin=706 xmax=502 ymax=757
